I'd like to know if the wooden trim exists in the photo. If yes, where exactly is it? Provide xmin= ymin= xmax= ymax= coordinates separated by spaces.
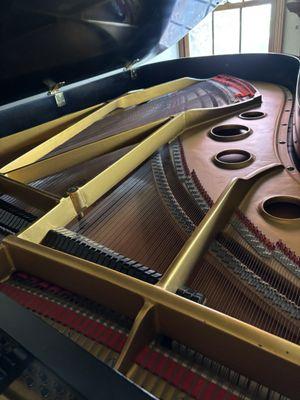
xmin=183 ymin=0 xmax=285 ymax=56
xmin=239 ymin=5 xmax=242 ymax=53
xmin=269 ymin=0 xmax=285 ymax=52
xmin=212 ymin=11 xmax=215 ymax=55
xmin=179 ymin=35 xmax=190 ymax=57
xmin=216 ymin=0 xmax=273 ymax=12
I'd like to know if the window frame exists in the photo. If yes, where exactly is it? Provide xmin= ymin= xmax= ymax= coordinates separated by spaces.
xmin=179 ymin=0 xmax=285 ymax=57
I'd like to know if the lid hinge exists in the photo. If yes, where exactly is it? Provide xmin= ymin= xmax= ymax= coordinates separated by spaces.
xmin=124 ymin=59 xmax=139 ymax=80
xmin=45 ymin=79 xmax=66 ymax=107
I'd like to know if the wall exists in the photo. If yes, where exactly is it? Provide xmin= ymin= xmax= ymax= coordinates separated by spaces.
xmin=282 ymin=8 xmax=300 ymax=56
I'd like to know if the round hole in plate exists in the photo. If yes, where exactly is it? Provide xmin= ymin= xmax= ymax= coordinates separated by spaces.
xmin=287 ymin=166 xmax=295 ymax=171
xmin=210 ymin=124 xmax=251 ymax=142
xmin=239 ymin=111 xmax=266 ymax=120
xmin=261 ymin=196 xmax=300 ymax=221
xmin=213 ymin=149 xmax=254 ymax=169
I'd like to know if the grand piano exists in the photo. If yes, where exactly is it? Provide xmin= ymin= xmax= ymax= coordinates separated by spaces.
xmin=0 ymin=1 xmax=299 ymax=399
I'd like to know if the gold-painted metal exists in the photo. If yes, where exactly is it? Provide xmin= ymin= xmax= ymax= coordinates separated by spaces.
xmin=0 ymin=78 xmax=200 ymax=173
xmin=259 ymin=195 xmax=300 ymax=224
xmin=115 ymin=302 xmax=156 ymax=373
xmin=3 ymin=236 xmax=145 ymax=318
xmin=4 ymin=234 xmax=299 ymax=367
xmin=2 ymin=235 xmax=300 ymax=397
xmin=78 ymin=98 xmax=261 ymax=209
xmin=12 ymin=95 xmax=261 ymax=240
xmin=6 ymin=119 xmax=165 ymax=184
xmin=212 ymin=149 xmax=255 ymax=169
xmin=158 ymin=163 xmax=283 ymax=293
xmin=0 ymin=104 xmax=101 ymax=167
xmin=185 ymin=96 xmax=261 ymax=128
xmin=79 ymin=115 xmax=183 ymax=208
xmin=209 ymin=123 xmax=252 ymax=142
xmin=0 ymin=246 xmax=14 ymax=281
xmin=14 ymin=115 xmax=182 ymax=241
xmin=18 ymin=197 xmax=77 ymax=244
xmin=68 ymin=187 xmax=87 ymax=218
xmin=3 ymin=83 xmax=260 ymax=188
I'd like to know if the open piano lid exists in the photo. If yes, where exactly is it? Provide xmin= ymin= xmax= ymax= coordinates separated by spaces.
xmin=0 ymin=0 xmax=217 ymax=105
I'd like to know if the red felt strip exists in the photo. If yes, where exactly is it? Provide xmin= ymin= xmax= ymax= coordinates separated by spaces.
xmin=0 ymin=284 xmax=126 ymax=353
xmin=135 ymin=347 xmax=150 ymax=367
xmin=146 ymin=351 xmax=160 ymax=372
xmin=203 ymin=382 xmax=218 ymax=400
xmin=228 ymin=395 xmax=239 ymax=400
xmin=155 ymin=353 xmax=167 ymax=376
xmin=171 ymin=364 xmax=187 ymax=387
xmin=134 ymin=347 xmax=236 ymax=400
xmin=181 ymin=371 xmax=197 ymax=393
xmin=212 ymin=75 xmax=255 ymax=98
xmin=215 ymin=388 xmax=229 ymax=400
xmin=191 ymin=376 xmax=207 ymax=398
xmin=161 ymin=358 xmax=178 ymax=383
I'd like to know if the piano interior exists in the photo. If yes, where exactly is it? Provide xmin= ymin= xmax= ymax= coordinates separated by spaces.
xmin=0 ymin=69 xmax=299 ymax=399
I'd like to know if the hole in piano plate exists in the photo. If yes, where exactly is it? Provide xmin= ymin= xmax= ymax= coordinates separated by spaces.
xmin=213 ymin=149 xmax=254 ymax=169
xmin=209 ymin=124 xmax=251 ymax=141
xmin=239 ymin=111 xmax=266 ymax=120
xmin=261 ymin=196 xmax=300 ymax=221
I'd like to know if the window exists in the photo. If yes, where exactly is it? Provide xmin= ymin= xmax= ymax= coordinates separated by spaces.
xmin=180 ymin=0 xmax=285 ymax=57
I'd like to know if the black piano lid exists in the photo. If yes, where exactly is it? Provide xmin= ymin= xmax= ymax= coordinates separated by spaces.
xmin=0 ymin=0 xmax=218 ymax=105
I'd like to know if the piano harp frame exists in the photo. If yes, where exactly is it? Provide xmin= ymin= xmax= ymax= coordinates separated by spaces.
xmin=0 ymin=82 xmax=299 ymax=398
xmin=0 ymin=103 xmax=101 ymax=168
xmin=0 ymin=77 xmax=200 ymax=174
